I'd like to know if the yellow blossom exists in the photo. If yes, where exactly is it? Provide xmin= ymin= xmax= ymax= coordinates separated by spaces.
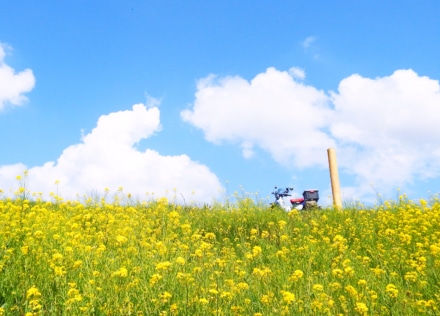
xmin=112 ymin=267 xmax=128 ymax=277
xmin=358 ymin=279 xmax=367 ymax=287
xmin=175 ymin=257 xmax=186 ymax=265
xmin=355 ymin=302 xmax=369 ymax=315
xmin=281 ymin=290 xmax=295 ymax=304
xmin=385 ymin=284 xmax=399 ymax=298
xmin=288 ymin=269 xmax=304 ymax=282
xmin=26 ymin=286 xmax=41 ymax=299
xmin=313 ymin=284 xmax=324 ymax=292
xmin=159 ymin=291 xmax=172 ymax=303
xmin=252 ymin=246 xmax=262 ymax=257
xmin=155 ymin=261 xmax=172 ymax=271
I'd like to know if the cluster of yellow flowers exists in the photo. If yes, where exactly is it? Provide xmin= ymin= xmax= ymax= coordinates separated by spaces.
xmin=0 ymin=187 xmax=439 ymax=315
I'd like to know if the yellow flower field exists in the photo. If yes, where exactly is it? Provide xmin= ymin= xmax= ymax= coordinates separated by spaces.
xmin=0 ymin=186 xmax=439 ymax=315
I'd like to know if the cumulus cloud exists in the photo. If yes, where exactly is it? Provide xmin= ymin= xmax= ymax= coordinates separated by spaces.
xmin=288 ymin=67 xmax=306 ymax=81
xmin=181 ymin=67 xmax=335 ymax=168
xmin=182 ymin=67 xmax=440 ymax=200
xmin=0 ymin=102 xmax=223 ymax=203
xmin=331 ymin=69 xmax=440 ymax=195
xmin=0 ymin=44 xmax=36 ymax=110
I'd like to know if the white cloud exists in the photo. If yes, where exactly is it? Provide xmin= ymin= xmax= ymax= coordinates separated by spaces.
xmin=301 ymin=36 xmax=320 ymax=59
xmin=0 ymin=44 xmax=35 ymax=110
xmin=181 ymin=67 xmax=336 ymax=168
xmin=288 ymin=67 xmax=305 ymax=80
xmin=0 ymin=102 xmax=223 ymax=203
xmin=302 ymin=36 xmax=316 ymax=49
xmin=182 ymin=67 xmax=440 ymax=201
xmin=331 ymin=70 xmax=440 ymax=147
xmin=331 ymin=69 xmax=440 ymax=195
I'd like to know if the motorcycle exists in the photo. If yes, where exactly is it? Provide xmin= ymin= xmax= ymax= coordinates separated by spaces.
xmin=271 ymin=186 xmax=320 ymax=211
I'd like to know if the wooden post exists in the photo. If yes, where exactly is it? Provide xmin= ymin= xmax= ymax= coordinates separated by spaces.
xmin=327 ymin=148 xmax=342 ymax=209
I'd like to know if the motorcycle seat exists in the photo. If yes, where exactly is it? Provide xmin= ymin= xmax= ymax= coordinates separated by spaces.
xmin=290 ymin=197 xmax=304 ymax=203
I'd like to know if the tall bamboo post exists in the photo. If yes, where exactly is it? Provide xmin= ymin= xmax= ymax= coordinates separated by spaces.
xmin=327 ymin=148 xmax=342 ymax=209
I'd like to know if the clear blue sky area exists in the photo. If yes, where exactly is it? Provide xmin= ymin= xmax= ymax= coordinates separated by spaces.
xmin=1 ymin=1 xmax=439 ymax=205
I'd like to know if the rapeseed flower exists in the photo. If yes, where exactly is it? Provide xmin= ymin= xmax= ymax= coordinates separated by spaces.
xmin=26 ymin=286 xmax=41 ymax=300
xmin=404 ymin=271 xmax=418 ymax=282
xmin=155 ymin=261 xmax=172 ymax=271
xmin=252 ymin=246 xmax=262 ymax=257
xmin=159 ymin=291 xmax=172 ymax=303
xmin=1 ymin=188 xmax=440 ymax=314
xmin=112 ymin=267 xmax=128 ymax=277
xmin=385 ymin=284 xmax=399 ymax=298
xmin=355 ymin=302 xmax=368 ymax=315
xmin=281 ymin=290 xmax=295 ymax=304
xmin=175 ymin=256 xmax=186 ymax=265
xmin=288 ymin=269 xmax=304 ymax=282
xmin=260 ymin=293 xmax=272 ymax=305
xmin=357 ymin=279 xmax=367 ymax=287
xmin=149 ymin=273 xmax=163 ymax=286
xmin=312 ymin=284 xmax=324 ymax=292
xmin=332 ymin=268 xmax=344 ymax=278
xmin=345 ymin=285 xmax=358 ymax=298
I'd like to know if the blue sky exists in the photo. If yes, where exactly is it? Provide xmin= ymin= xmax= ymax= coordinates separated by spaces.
xmin=1 ymin=0 xmax=439 ymax=205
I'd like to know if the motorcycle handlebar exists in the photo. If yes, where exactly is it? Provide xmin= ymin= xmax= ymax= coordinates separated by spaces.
xmin=272 ymin=187 xmax=294 ymax=197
